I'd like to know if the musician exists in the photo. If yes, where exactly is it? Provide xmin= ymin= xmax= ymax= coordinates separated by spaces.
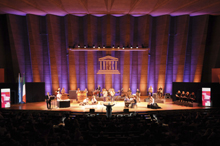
xmin=46 ymin=92 xmax=51 ymax=109
xmin=84 ymin=88 xmax=88 ymax=96
xmin=175 ymin=90 xmax=181 ymax=101
xmin=148 ymin=86 xmax=153 ymax=96
xmin=109 ymin=88 xmax=115 ymax=102
xmin=96 ymin=85 xmax=101 ymax=97
xmin=158 ymin=87 xmax=163 ymax=97
xmin=190 ymin=92 xmax=196 ymax=103
xmin=56 ymin=88 xmax=62 ymax=100
xmin=61 ymin=88 xmax=65 ymax=94
xmin=185 ymin=91 xmax=190 ymax=102
xmin=131 ymin=97 xmax=137 ymax=108
xmin=127 ymin=88 xmax=132 ymax=97
xmin=82 ymin=97 xmax=89 ymax=106
xmin=124 ymin=96 xmax=130 ymax=102
xmin=181 ymin=91 xmax=186 ymax=102
xmin=103 ymin=102 xmax=115 ymax=118
xmin=102 ymin=88 xmax=107 ymax=102
xmin=148 ymin=96 xmax=154 ymax=105
xmin=91 ymin=96 xmax=97 ymax=104
xmin=136 ymin=89 xmax=141 ymax=102
xmin=120 ymin=88 xmax=125 ymax=97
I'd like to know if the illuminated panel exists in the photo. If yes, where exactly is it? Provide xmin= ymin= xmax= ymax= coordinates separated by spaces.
xmin=202 ymin=88 xmax=211 ymax=106
xmin=1 ymin=88 xmax=10 ymax=108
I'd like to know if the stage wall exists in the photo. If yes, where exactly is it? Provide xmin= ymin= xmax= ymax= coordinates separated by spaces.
xmin=0 ymin=14 xmax=220 ymax=95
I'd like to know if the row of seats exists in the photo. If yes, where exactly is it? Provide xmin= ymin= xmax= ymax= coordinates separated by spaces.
xmin=0 ymin=109 xmax=220 ymax=146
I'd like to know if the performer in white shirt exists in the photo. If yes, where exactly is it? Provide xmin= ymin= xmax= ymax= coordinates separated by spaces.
xmin=91 ymin=96 xmax=97 ymax=104
xmin=109 ymin=88 xmax=115 ymax=102
xmin=103 ymin=89 xmax=108 ymax=102
xmin=56 ymin=88 xmax=62 ymax=100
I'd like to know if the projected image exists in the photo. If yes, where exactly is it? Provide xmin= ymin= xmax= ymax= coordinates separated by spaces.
xmin=1 ymin=88 xmax=10 ymax=108
xmin=202 ymin=88 xmax=211 ymax=106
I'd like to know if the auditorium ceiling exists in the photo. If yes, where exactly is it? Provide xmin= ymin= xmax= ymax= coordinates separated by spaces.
xmin=0 ymin=0 xmax=220 ymax=16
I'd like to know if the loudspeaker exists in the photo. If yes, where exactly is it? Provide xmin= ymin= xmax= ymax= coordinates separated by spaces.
xmin=90 ymin=109 xmax=95 ymax=113
xmin=69 ymin=90 xmax=77 ymax=100
xmin=165 ymin=93 xmax=171 ymax=98
xmin=124 ymin=109 xmax=129 ymax=113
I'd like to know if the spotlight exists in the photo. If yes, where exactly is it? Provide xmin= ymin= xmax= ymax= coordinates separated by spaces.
xmin=136 ymin=45 xmax=138 ymax=49
xmin=123 ymin=46 xmax=124 ymax=49
xmin=103 ymin=45 xmax=105 ymax=48
xmin=78 ymin=45 xmax=80 ymax=48
xmin=84 ymin=45 xmax=86 ymax=48
xmin=130 ymin=45 xmax=133 ymax=49
xmin=98 ymin=46 xmax=100 ymax=49
xmin=112 ymin=45 xmax=114 ymax=48
xmin=118 ymin=46 xmax=120 ymax=49
xmin=93 ymin=45 xmax=95 ymax=48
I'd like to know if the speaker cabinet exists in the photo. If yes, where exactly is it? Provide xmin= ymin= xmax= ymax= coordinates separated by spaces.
xmin=124 ymin=109 xmax=129 ymax=113
xmin=69 ymin=90 xmax=77 ymax=100
xmin=90 ymin=109 xmax=95 ymax=113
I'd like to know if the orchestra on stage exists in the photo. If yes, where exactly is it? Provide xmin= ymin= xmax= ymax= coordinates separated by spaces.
xmin=45 ymin=85 xmax=168 ymax=109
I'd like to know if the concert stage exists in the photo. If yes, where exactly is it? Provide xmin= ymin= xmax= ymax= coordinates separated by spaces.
xmin=5 ymin=98 xmax=209 ymax=113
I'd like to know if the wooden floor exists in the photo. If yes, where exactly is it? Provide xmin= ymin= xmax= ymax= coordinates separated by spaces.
xmin=5 ymin=97 xmax=210 ymax=113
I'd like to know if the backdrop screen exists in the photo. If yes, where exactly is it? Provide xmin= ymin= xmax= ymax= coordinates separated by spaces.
xmin=202 ymin=88 xmax=211 ymax=106
xmin=1 ymin=88 xmax=10 ymax=108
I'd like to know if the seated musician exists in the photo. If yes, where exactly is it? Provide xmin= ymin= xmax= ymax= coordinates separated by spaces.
xmin=185 ymin=91 xmax=190 ymax=102
xmin=79 ymin=97 xmax=89 ymax=106
xmin=76 ymin=88 xmax=80 ymax=94
xmin=131 ymin=97 xmax=137 ymax=108
xmin=124 ymin=96 xmax=130 ymax=102
xmin=124 ymin=96 xmax=130 ymax=107
xmin=175 ymin=90 xmax=181 ymax=101
xmin=127 ymin=88 xmax=132 ymax=97
xmin=148 ymin=96 xmax=154 ymax=105
xmin=61 ymin=88 xmax=65 ymax=94
xmin=158 ymin=86 xmax=163 ymax=97
xmin=91 ymin=96 xmax=97 ymax=104
xmin=181 ymin=91 xmax=186 ymax=102
xmin=189 ymin=92 xmax=196 ymax=103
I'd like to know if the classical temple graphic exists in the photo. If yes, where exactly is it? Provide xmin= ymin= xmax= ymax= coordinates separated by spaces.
xmin=97 ymin=56 xmax=120 ymax=74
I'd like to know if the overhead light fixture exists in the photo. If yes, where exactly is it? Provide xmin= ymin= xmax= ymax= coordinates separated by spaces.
xmin=112 ymin=45 xmax=114 ymax=48
xmin=84 ymin=45 xmax=86 ymax=48
xmin=93 ymin=45 xmax=95 ymax=48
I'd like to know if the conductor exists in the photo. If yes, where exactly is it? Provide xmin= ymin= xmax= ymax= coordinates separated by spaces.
xmin=103 ymin=102 xmax=115 ymax=118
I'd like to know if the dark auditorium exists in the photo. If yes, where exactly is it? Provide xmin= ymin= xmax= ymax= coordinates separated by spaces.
xmin=1 ymin=0 xmax=220 ymax=145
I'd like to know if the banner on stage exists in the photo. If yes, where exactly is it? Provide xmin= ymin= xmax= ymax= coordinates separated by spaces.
xmin=1 ymin=88 xmax=10 ymax=108
xmin=202 ymin=87 xmax=211 ymax=106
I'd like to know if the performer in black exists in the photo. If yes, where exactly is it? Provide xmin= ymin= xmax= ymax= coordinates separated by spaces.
xmin=189 ymin=92 xmax=196 ymax=103
xmin=103 ymin=102 xmax=115 ymax=118
xmin=175 ymin=90 xmax=181 ymax=101
xmin=185 ymin=91 xmax=190 ymax=102
xmin=46 ymin=92 xmax=51 ymax=109
xmin=181 ymin=91 xmax=186 ymax=102
xmin=96 ymin=85 xmax=101 ymax=97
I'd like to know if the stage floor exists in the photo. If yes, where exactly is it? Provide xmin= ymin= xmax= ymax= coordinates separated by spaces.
xmin=6 ymin=98 xmax=210 ymax=113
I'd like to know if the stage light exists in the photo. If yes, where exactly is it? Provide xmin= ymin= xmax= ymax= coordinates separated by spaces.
xmin=112 ymin=45 xmax=114 ymax=48
xmin=84 ymin=45 xmax=86 ymax=48
xmin=130 ymin=45 xmax=133 ymax=49
xmin=103 ymin=45 xmax=105 ymax=48
xmin=98 ymin=46 xmax=100 ymax=49
xmin=78 ymin=45 xmax=80 ymax=48
xmin=93 ymin=45 xmax=95 ymax=48
xmin=136 ymin=45 xmax=138 ymax=49
xmin=118 ymin=46 xmax=119 ymax=49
